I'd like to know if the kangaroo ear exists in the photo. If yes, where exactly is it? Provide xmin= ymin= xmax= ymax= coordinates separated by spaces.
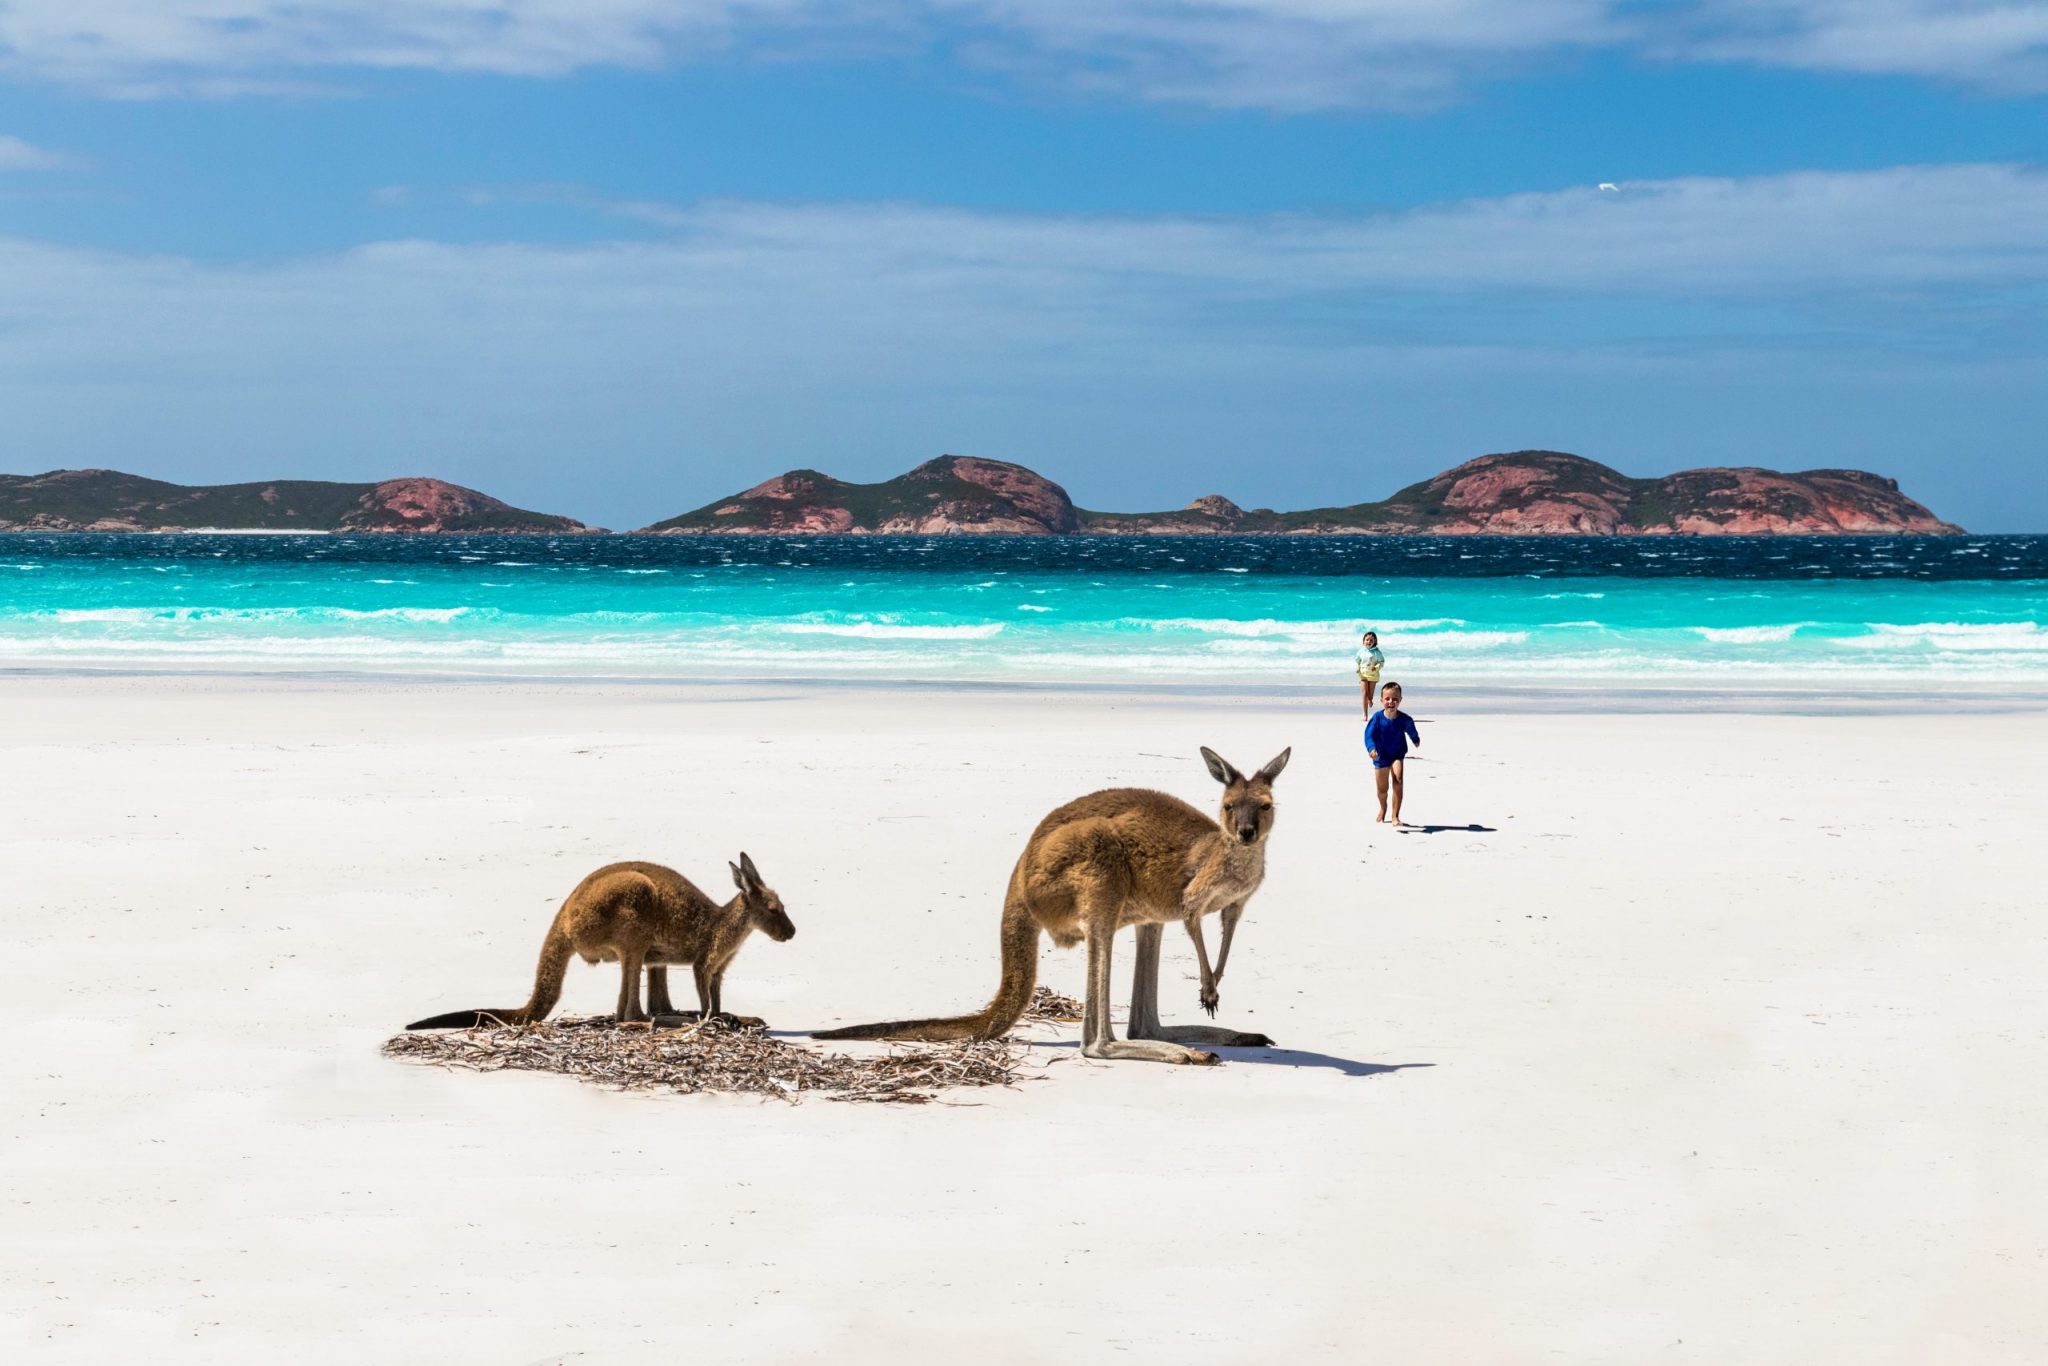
xmin=1255 ymin=747 xmax=1292 ymax=785
xmin=730 ymin=861 xmax=747 ymax=891
xmin=739 ymin=851 xmax=761 ymax=886
xmin=1200 ymin=746 xmax=1242 ymax=786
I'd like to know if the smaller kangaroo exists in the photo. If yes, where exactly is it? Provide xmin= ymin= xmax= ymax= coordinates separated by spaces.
xmin=406 ymin=852 xmax=794 ymax=1030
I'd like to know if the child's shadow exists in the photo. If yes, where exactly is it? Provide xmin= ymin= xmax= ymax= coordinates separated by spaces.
xmin=1399 ymin=821 xmax=1496 ymax=835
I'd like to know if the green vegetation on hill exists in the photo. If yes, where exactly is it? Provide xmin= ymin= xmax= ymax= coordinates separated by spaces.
xmin=643 ymin=469 xmax=860 ymax=531
xmin=0 ymin=471 xmax=366 ymax=529
xmin=0 ymin=469 xmax=586 ymax=532
xmin=643 ymin=456 xmax=1079 ymax=533
xmin=1260 ymin=451 xmax=1640 ymax=530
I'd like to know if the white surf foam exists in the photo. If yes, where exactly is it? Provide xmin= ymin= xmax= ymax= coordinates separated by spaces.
xmin=1691 ymin=624 xmax=1809 ymax=644
xmin=777 ymin=622 xmax=1006 ymax=640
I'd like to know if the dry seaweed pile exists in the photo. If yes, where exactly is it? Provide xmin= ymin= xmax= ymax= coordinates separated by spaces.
xmin=1022 ymin=985 xmax=1084 ymax=1023
xmin=383 ymin=1015 xmax=1030 ymax=1105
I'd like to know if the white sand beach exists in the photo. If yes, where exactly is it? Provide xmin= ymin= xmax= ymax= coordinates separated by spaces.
xmin=4 ymin=675 xmax=2045 ymax=1364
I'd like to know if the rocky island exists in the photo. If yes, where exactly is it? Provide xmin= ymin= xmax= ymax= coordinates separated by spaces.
xmin=0 ymin=469 xmax=598 ymax=533
xmin=640 ymin=451 xmax=1961 ymax=536
xmin=2 ymin=451 xmax=1960 ymax=535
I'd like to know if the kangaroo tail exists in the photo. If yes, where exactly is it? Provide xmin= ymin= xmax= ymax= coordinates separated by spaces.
xmin=404 ymin=1007 xmax=533 ymax=1030
xmin=813 ymin=894 xmax=1039 ymax=1043
xmin=405 ymin=927 xmax=575 ymax=1030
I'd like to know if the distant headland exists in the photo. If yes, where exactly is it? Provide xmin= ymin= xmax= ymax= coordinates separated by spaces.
xmin=2 ymin=451 xmax=1962 ymax=535
xmin=0 ymin=470 xmax=596 ymax=535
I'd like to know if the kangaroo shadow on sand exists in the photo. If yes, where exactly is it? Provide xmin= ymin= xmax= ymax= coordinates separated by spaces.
xmin=1397 ymin=821 xmax=1496 ymax=835
xmin=1020 ymin=1037 xmax=1433 ymax=1078
xmin=1222 ymin=1048 xmax=1434 ymax=1078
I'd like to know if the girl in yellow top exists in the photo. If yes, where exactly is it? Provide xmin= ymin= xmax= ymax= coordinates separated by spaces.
xmin=1354 ymin=630 xmax=1383 ymax=718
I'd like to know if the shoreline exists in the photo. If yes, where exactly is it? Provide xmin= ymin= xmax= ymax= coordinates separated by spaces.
xmin=5 ymin=664 xmax=2046 ymax=714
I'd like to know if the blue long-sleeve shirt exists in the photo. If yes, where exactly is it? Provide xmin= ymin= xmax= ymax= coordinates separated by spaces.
xmin=1364 ymin=709 xmax=1420 ymax=768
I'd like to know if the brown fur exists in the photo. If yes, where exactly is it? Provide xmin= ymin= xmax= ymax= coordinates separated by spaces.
xmin=406 ymin=852 xmax=794 ymax=1030
xmin=813 ymin=746 xmax=1289 ymax=1064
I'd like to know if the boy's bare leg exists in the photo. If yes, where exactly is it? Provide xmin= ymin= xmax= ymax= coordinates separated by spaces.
xmin=1389 ymin=758 xmax=1406 ymax=825
xmin=1374 ymin=766 xmax=1390 ymax=822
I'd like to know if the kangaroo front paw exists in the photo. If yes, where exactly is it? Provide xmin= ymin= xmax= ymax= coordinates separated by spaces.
xmin=1199 ymin=988 xmax=1219 ymax=1018
xmin=1229 ymin=1032 xmax=1274 ymax=1048
xmin=1181 ymin=1048 xmax=1221 ymax=1066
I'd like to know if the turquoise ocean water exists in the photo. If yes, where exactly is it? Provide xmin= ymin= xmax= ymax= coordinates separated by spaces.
xmin=2 ymin=533 xmax=2044 ymax=693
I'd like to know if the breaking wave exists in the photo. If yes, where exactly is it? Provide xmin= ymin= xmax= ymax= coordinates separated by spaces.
xmin=40 ymin=605 xmax=479 ymax=625
xmin=1691 ymin=624 xmax=1809 ymax=644
xmin=777 ymin=622 xmax=1006 ymax=640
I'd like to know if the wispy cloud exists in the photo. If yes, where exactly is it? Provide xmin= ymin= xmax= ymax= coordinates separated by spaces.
xmin=457 ymin=183 xmax=698 ymax=228
xmin=0 ymin=1 xmax=2043 ymax=107
xmin=934 ymin=0 xmax=1624 ymax=112
xmin=436 ymin=163 xmax=2048 ymax=316
xmin=4 ymin=165 xmax=2043 ymax=373
xmin=1681 ymin=1 xmax=2048 ymax=91
xmin=0 ymin=1 xmax=813 ymax=93
xmin=0 ymin=132 xmax=67 ymax=170
xmin=0 ymin=164 xmax=2041 ymax=523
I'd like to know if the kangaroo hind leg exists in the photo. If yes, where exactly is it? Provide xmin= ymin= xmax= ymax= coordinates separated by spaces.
xmin=1128 ymin=922 xmax=1273 ymax=1049
xmin=646 ymin=967 xmax=680 ymax=1017
xmin=1080 ymin=906 xmax=1217 ymax=1066
xmin=706 ymin=968 xmax=766 ymax=1030
xmin=615 ymin=946 xmax=650 ymax=1024
xmin=646 ymin=967 xmax=702 ymax=1023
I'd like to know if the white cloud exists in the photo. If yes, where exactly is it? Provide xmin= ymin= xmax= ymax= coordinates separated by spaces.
xmin=621 ymin=163 xmax=2046 ymax=309
xmin=0 ymin=1 xmax=2043 ymax=106
xmin=931 ymin=0 xmax=1623 ymax=111
xmin=1681 ymin=1 xmax=2048 ymax=90
xmin=0 ymin=1 xmax=805 ymax=92
xmin=2 ymin=164 xmax=2041 ymax=377
xmin=0 ymin=132 xmax=67 ymax=169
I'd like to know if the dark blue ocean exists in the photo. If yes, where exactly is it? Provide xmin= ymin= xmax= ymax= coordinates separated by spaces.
xmin=3 ymin=533 xmax=2044 ymax=689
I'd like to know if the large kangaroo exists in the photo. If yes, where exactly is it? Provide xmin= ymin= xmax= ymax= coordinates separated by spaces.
xmin=406 ymin=853 xmax=794 ymax=1030
xmin=814 ymin=746 xmax=1289 ymax=1065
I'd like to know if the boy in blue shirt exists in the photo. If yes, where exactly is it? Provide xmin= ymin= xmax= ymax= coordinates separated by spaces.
xmin=1364 ymin=680 xmax=1421 ymax=825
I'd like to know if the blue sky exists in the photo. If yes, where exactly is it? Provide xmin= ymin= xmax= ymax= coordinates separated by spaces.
xmin=1 ymin=2 xmax=2044 ymax=530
